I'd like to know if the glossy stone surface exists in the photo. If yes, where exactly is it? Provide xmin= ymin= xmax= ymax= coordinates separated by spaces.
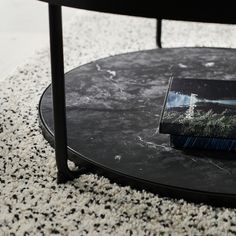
xmin=40 ymin=48 xmax=236 ymax=197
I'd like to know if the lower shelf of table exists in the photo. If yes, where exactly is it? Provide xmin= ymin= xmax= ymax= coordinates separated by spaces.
xmin=39 ymin=47 xmax=236 ymax=207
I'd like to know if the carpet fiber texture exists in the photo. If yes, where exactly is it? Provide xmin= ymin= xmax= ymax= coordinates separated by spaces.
xmin=1 ymin=11 xmax=236 ymax=235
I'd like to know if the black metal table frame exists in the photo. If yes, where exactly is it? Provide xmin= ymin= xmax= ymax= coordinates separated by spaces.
xmin=48 ymin=4 xmax=163 ymax=184
xmin=32 ymin=0 xmax=236 ymax=208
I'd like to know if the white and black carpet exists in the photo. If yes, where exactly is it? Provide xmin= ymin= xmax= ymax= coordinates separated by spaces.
xmin=1 ymin=11 xmax=236 ymax=235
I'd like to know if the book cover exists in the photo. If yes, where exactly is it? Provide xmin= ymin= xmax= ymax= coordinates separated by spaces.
xmin=159 ymin=77 xmax=236 ymax=139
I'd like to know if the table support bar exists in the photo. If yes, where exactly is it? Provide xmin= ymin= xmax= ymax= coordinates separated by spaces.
xmin=156 ymin=19 xmax=162 ymax=48
xmin=48 ymin=4 xmax=87 ymax=183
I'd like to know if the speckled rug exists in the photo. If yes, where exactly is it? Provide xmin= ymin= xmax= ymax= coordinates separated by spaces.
xmin=1 ymin=11 xmax=236 ymax=236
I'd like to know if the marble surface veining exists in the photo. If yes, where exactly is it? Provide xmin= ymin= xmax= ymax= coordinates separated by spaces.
xmin=40 ymin=48 xmax=236 ymax=194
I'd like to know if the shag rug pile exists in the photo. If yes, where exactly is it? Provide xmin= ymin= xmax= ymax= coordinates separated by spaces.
xmin=1 ymin=10 xmax=236 ymax=235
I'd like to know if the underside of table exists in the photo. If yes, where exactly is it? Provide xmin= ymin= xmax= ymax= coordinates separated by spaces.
xmin=38 ymin=0 xmax=236 ymax=24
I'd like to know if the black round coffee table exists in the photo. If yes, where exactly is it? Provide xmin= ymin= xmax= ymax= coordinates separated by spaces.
xmin=39 ymin=47 xmax=236 ymax=207
xmin=37 ymin=0 xmax=236 ymax=207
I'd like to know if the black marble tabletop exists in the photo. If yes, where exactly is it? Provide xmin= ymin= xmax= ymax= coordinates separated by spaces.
xmin=40 ymin=48 xmax=236 ymax=197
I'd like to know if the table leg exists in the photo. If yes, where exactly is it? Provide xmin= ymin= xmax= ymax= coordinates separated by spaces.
xmin=48 ymin=4 xmax=87 ymax=184
xmin=156 ymin=19 xmax=162 ymax=48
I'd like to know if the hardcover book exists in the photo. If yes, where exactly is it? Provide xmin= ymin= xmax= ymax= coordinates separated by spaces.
xmin=159 ymin=77 xmax=236 ymax=151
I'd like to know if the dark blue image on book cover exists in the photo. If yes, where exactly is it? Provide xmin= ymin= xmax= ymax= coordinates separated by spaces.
xmin=170 ymin=135 xmax=236 ymax=151
xmin=159 ymin=77 xmax=236 ymax=151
